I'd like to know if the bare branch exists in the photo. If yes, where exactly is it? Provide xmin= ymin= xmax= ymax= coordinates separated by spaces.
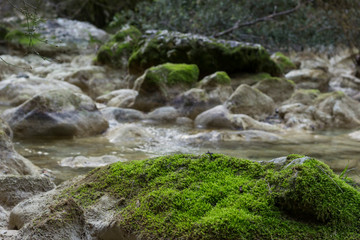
xmin=213 ymin=0 xmax=310 ymax=38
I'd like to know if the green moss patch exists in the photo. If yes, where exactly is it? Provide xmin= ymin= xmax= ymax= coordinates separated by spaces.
xmin=145 ymin=63 xmax=199 ymax=86
xmin=60 ymin=153 xmax=360 ymax=239
xmin=5 ymin=29 xmax=41 ymax=47
xmin=96 ymin=25 xmax=142 ymax=68
xmin=128 ymin=31 xmax=281 ymax=77
xmin=271 ymin=52 xmax=297 ymax=74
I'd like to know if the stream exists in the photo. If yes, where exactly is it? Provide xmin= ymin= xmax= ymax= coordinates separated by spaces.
xmin=11 ymin=123 xmax=360 ymax=184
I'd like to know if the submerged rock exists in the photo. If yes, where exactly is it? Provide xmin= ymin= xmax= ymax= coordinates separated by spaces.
xmin=60 ymin=155 xmax=124 ymax=168
xmin=128 ymin=30 xmax=281 ymax=77
xmin=133 ymin=63 xmax=199 ymax=111
xmin=2 ymin=90 xmax=109 ymax=138
xmin=13 ymin=154 xmax=360 ymax=239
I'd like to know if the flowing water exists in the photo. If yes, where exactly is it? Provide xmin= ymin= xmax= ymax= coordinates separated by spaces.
xmin=11 ymin=122 xmax=360 ymax=184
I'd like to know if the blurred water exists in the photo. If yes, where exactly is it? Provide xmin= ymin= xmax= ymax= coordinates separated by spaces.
xmin=13 ymin=123 xmax=360 ymax=184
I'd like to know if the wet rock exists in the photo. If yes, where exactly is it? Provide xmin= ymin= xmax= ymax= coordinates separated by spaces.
xmin=87 ymin=73 xmax=128 ymax=99
xmin=133 ymin=63 xmax=199 ymax=111
xmin=285 ymin=68 xmax=330 ymax=92
xmin=96 ymin=25 xmax=142 ymax=68
xmin=280 ymin=91 xmax=360 ymax=129
xmin=284 ymin=89 xmax=320 ymax=105
xmin=194 ymin=105 xmax=233 ymax=129
xmin=2 ymin=90 xmax=109 ymax=138
xmin=278 ymin=103 xmax=317 ymax=130
xmin=101 ymin=107 xmax=145 ymax=123
xmin=175 ymin=71 xmax=233 ymax=119
xmin=0 ymin=175 xmax=55 ymax=210
xmin=0 ymin=74 xmax=82 ymax=106
xmin=128 ymin=30 xmax=281 ymax=77
xmin=60 ymin=155 xmax=124 ymax=168
xmin=253 ymin=77 xmax=295 ymax=103
xmin=146 ymin=106 xmax=179 ymax=123
xmin=0 ymin=118 xmax=40 ymax=175
xmin=225 ymin=84 xmax=275 ymax=119
xmin=313 ymin=91 xmax=360 ymax=128
xmin=230 ymin=114 xmax=282 ymax=132
xmin=96 ymin=89 xmax=138 ymax=108
xmin=0 ymin=206 xmax=8 ymax=228
xmin=105 ymin=124 xmax=154 ymax=147
xmin=173 ymin=88 xmax=209 ymax=119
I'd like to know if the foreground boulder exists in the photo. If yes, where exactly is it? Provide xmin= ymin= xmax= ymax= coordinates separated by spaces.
xmin=2 ymin=90 xmax=109 ymax=138
xmin=0 ymin=118 xmax=39 ymax=175
xmin=133 ymin=63 xmax=199 ymax=111
xmin=128 ymin=30 xmax=281 ymax=76
xmin=13 ymin=154 xmax=360 ymax=239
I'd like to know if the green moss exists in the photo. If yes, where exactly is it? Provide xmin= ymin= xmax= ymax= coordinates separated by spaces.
xmin=96 ymin=25 xmax=142 ymax=67
xmin=146 ymin=63 xmax=199 ymax=86
xmin=214 ymin=71 xmax=231 ymax=84
xmin=128 ymin=31 xmax=281 ymax=77
xmin=272 ymin=52 xmax=297 ymax=74
xmin=5 ymin=29 xmax=41 ymax=46
xmin=58 ymin=153 xmax=360 ymax=239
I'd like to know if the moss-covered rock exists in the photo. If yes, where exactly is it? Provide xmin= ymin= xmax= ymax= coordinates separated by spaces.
xmin=18 ymin=153 xmax=360 ymax=239
xmin=128 ymin=30 xmax=281 ymax=77
xmin=271 ymin=52 xmax=297 ymax=74
xmin=132 ymin=63 xmax=199 ymax=111
xmin=197 ymin=71 xmax=231 ymax=89
xmin=96 ymin=25 xmax=142 ymax=68
xmin=4 ymin=29 xmax=73 ymax=57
